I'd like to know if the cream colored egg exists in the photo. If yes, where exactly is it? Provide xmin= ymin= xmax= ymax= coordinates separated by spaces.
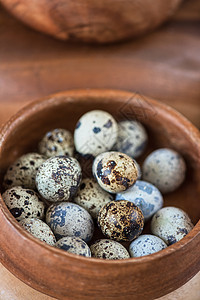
xmin=74 ymin=110 xmax=118 ymax=157
xmin=2 ymin=186 xmax=45 ymax=221
xmin=55 ymin=236 xmax=91 ymax=257
xmin=3 ymin=153 xmax=46 ymax=190
xmin=151 ymin=206 xmax=194 ymax=245
xmin=19 ymin=218 xmax=56 ymax=246
xmin=36 ymin=156 xmax=82 ymax=202
xmin=142 ymin=148 xmax=186 ymax=193
xmin=90 ymin=239 xmax=130 ymax=260
xmin=38 ymin=128 xmax=74 ymax=158
xmin=73 ymin=178 xmax=113 ymax=218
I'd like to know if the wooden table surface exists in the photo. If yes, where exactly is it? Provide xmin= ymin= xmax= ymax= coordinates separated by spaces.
xmin=0 ymin=0 xmax=200 ymax=128
xmin=0 ymin=0 xmax=199 ymax=299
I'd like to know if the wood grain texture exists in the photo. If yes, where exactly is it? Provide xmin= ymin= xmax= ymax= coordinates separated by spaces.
xmin=1 ymin=263 xmax=199 ymax=300
xmin=0 ymin=0 xmax=199 ymax=127
xmin=0 ymin=89 xmax=199 ymax=300
xmin=0 ymin=0 xmax=182 ymax=43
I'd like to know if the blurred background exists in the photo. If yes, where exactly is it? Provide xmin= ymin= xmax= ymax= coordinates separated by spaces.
xmin=0 ymin=0 xmax=199 ymax=128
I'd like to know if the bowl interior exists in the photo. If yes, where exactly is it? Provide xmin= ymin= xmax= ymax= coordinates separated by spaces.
xmin=0 ymin=90 xmax=199 ymax=224
xmin=0 ymin=89 xmax=199 ymax=299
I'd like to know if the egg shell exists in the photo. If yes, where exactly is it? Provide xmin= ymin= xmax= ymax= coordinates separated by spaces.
xmin=73 ymin=178 xmax=113 ymax=219
xmin=151 ymin=206 xmax=194 ymax=245
xmin=116 ymin=180 xmax=163 ymax=221
xmin=90 ymin=239 xmax=130 ymax=260
xmin=98 ymin=200 xmax=144 ymax=242
xmin=74 ymin=110 xmax=118 ymax=157
xmin=36 ymin=156 xmax=82 ymax=202
xmin=92 ymin=151 xmax=138 ymax=193
xmin=3 ymin=153 xmax=46 ymax=190
xmin=142 ymin=148 xmax=186 ymax=193
xmin=134 ymin=160 xmax=142 ymax=179
xmin=46 ymin=202 xmax=94 ymax=242
xmin=114 ymin=120 xmax=148 ymax=158
xmin=2 ymin=186 xmax=45 ymax=221
xmin=19 ymin=218 xmax=56 ymax=246
xmin=55 ymin=236 xmax=91 ymax=257
xmin=129 ymin=234 xmax=167 ymax=257
xmin=38 ymin=128 xmax=74 ymax=158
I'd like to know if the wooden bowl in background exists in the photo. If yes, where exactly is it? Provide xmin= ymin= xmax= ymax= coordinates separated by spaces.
xmin=0 ymin=89 xmax=199 ymax=299
xmin=0 ymin=0 xmax=183 ymax=43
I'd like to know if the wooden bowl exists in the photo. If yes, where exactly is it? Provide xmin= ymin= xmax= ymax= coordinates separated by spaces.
xmin=0 ymin=89 xmax=199 ymax=300
xmin=0 ymin=0 xmax=183 ymax=43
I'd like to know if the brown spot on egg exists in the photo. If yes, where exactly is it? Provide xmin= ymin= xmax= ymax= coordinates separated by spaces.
xmin=98 ymin=200 xmax=144 ymax=241
xmin=93 ymin=152 xmax=138 ymax=193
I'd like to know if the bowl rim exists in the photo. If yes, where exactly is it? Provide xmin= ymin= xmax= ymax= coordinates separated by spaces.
xmin=0 ymin=88 xmax=199 ymax=266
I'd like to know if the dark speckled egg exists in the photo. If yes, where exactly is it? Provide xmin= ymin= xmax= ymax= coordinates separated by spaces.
xmin=36 ymin=156 xmax=82 ymax=202
xmin=90 ymin=239 xmax=130 ymax=260
xmin=38 ymin=128 xmax=74 ymax=158
xmin=98 ymin=200 xmax=144 ymax=241
xmin=2 ymin=186 xmax=45 ymax=221
xmin=46 ymin=202 xmax=94 ymax=242
xmin=3 ymin=153 xmax=46 ymax=190
xmin=92 ymin=151 xmax=138 ymax=193
xmin=55 ymin=236 xmax=91 ymax=257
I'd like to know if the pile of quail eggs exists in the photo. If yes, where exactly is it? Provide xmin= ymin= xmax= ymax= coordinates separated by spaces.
xmin=2 ymin=110 xmax=194 ymax=259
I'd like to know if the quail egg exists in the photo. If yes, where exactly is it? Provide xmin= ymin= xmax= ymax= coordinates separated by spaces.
xmin=142 ymin=148 xmax=186 ymax=193
xmin=3 ymin=153 xmax=46 ymax=190
xmin=90 ymin=239 xmax=130 ymax=260
xmin=36 ymin=156 xmax=82 ymax=202
xmin=114 ymin=120 xmax=148 ymax=158
xmin=129 ymin=234 xmax=167 ymax=257
xmin=116 ymin=180 xmax=163 ymax=221
xmin=19 ymin=218 xmax=56 ymax=246
xmin=151 ymin=206 xmax=194 ymax=245
xmin=2 ymin=186 xmax=45 ymax=221
xmin=93 ymin=151 xmax=138 ymax=193
xmin=74 ymin=110 xmax=118 ymax=157
xmin=46 ymin=202 xmax=94 ymax=242
xmin=55 ymin=236 xmax=91 ymax=257
xmin=38 ymin=128 xmax=74 ymax=158
xmin=73 ymin=178 xmax=113 ymax=219
xmin=98 ymin=200 xmax=144 ymax=242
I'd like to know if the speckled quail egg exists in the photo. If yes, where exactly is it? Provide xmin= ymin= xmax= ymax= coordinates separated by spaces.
xmin=36 ymin=156 xmax=82 ymax=202
xmin=46 ymin=202 xmax=94 ymax=242
xmin=73 ymin=178 xmax=113 ymax=219
xmin=3 ymin=153 xmax=46 ymax=190
xmin=129 ymin=234 xmax=167 ymax=257
xmin=98 ymin=200 xmax=144 ymax=242
xmin=93 ymin=151 xmax=138 ymax=193
xmin=142 ymin=148 xmax=186 ymax=193
xmin=55 ymin=236 xmax=91 ymax=257
xmin=114 ymin=120 xmax=148 ymax=158
xmin=74 ymin=110 xmax=118 ymax=157
xmin=151 ymin=207 xmax=194 ymax=245
xmin=116 ymin=180 xmax=163 ymax=221
xmin=90 ymin=239 xmax=130 ymax=260
xmin=2 ymin=186 xmax=45 ymax=221
xmin=38 ymin=128 xmax=74 ymax=158
xmin=19 ymin=218 xmax=56 ymax=246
